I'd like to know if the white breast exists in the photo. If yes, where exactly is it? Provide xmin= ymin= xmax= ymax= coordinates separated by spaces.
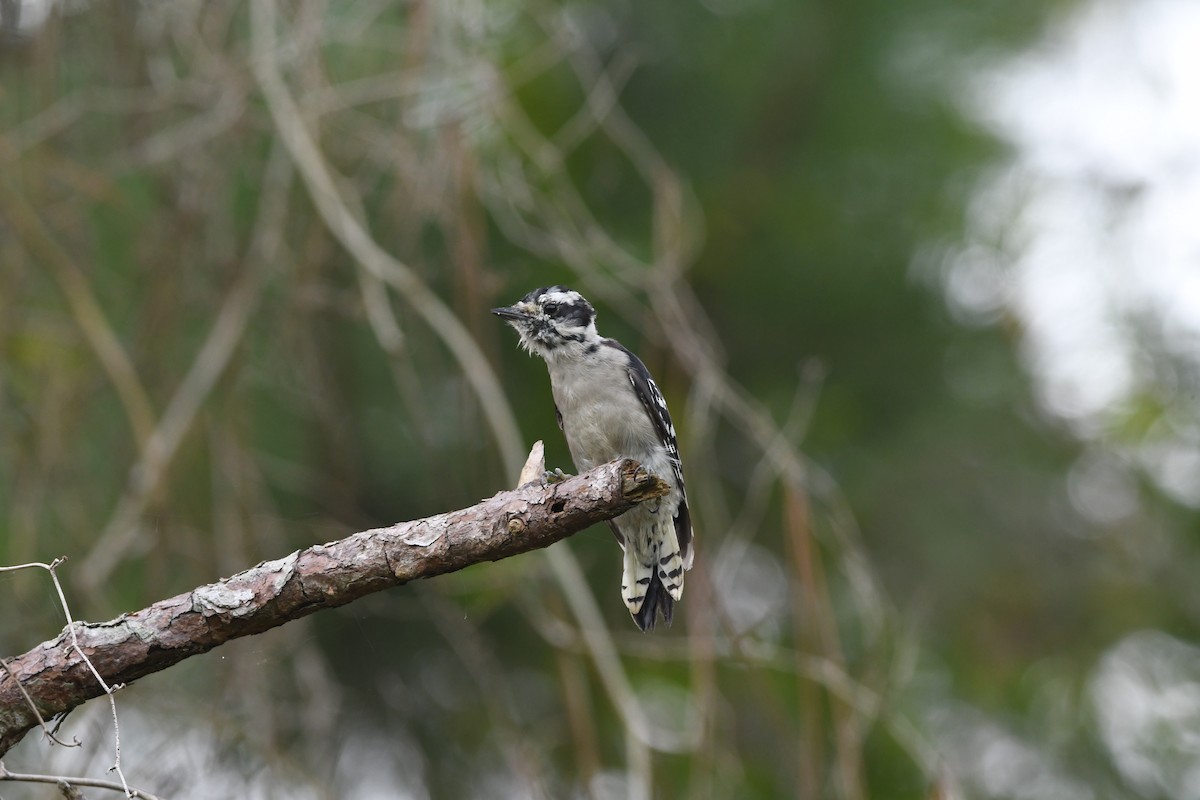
xmin=548 ymin=353 xmax=668 ymax=477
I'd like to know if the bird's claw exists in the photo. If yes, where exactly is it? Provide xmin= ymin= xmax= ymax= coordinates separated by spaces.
xmin=543 ymin=467 xmax=570 ymax=484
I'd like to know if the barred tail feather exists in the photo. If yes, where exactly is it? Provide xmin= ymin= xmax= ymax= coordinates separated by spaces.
xmin=621 ymin=549 xmax=653 ymax=616
xmin=623 ymin=548 xmax=678 ymax=632
xmin=633 ymin=571 xmax=674 ymax=632
xmin=656 ymin=532 xmax=686 ymax=602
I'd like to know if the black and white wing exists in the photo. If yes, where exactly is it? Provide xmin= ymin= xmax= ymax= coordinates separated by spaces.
xmin=602 ymin=339 xmax=693 ymax=567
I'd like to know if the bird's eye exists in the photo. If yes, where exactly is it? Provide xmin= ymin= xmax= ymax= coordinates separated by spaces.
xmin=543 ymin=302 xmax=559 ymax=317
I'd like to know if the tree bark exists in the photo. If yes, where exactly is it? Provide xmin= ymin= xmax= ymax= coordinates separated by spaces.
xmin=0 ymin=458 xmax=666 ymax=757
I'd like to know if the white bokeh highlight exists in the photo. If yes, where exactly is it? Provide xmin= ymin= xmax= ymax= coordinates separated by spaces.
xmin=944 ymin=0 xmax=1200 ymax=505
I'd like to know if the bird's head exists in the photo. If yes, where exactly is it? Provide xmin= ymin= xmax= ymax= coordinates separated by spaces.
xmin=492 ymin=285 xmax=598 ymax=361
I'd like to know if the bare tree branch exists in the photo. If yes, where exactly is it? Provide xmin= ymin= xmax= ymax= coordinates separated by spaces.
xmin=0 ymin=458 xmax=667 ymax=757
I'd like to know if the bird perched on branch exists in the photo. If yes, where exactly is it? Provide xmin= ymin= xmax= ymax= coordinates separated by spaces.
xmin=493 ymin=286 xmax=693 ymax=631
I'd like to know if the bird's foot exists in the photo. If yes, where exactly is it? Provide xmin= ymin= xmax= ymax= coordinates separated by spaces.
xmin=543 ymin=467 xmax=570 ymax=485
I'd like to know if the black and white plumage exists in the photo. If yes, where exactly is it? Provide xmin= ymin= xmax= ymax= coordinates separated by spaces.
xmin=492 ymin=286 xmax=694 ymax=631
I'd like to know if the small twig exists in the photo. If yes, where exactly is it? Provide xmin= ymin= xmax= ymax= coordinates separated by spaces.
xmin=0 ymin=559 xmax=131 ymax=795
xmin=0 ymin=762 xmax=160 ymax=800
xmin=45 ymin=564 xmax=131 ymax=796
xmin=0 ymin=558 xmax=64 ymax=574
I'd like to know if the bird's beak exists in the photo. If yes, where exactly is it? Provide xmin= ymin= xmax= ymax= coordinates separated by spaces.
xmin=491 ymin=305 xmax=531 ymax=322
